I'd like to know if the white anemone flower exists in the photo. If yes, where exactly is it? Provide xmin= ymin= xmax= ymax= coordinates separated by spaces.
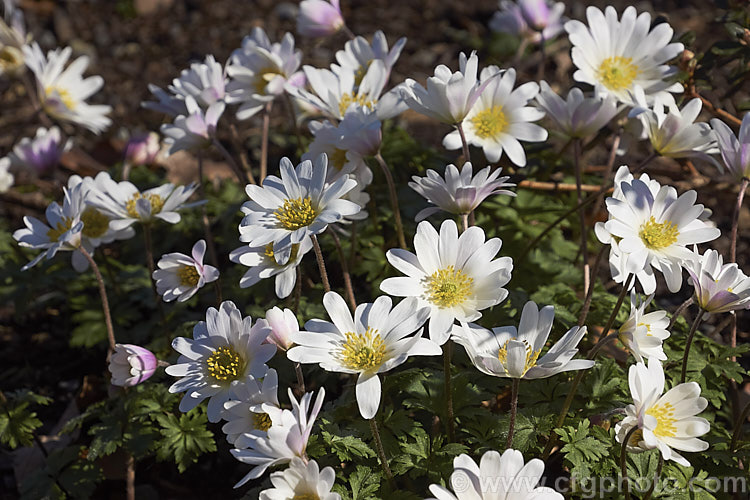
xmin=226 ymin=28 xmax=303 ymax=120
xmin=401 ymin=52 xmax=495 ymax=125
xmin=452 ymin=301 xmax=594 ymax=379
xmin=443 ymin=67 xmax=546 ymax=166
xmin=489 ymin=0 xmax=566 ymax=45
xmin=684 ymin=248 xmax=750 ymax=316
xmin=0 ymin=158 xmax=13 ymax=193
xmin=564 ymin=6 xmax=684 ymax=105
xmin=380 ymin=219 xmax=513 ymax=344
xmin=291 ymin=59 xmax=405 ymax=120
xmin=152 ymin=239 xmax=219 ymax=302
xmin=23 ymin=43 xmax=111 ymax=134
xmin=161 ymin=96 xmax=225 ymax=155
xmin=596 ymin=168 xmax=720 ymax=293
xmin=711 ymin=112 xmax=750 ymax=180
xmin=229 ymin=238 xmax=312 ymax=299
xmin=14 ymin=174 xmax=134 ymax=271
xmin=231 ymin=387 xmax=325 ymax=487
xmin=333 ymin=30 xmax=406 ymax=84
xmin=288 ymin=292 xmax=440 ymax=419
xmin=164 ymin=301 xmax=276 ymax=422
xmin=618 ymin=293 xmax=669 ymax=363
xmin=261 ymin=307 xmax=300 ymax=351
xmin=302 ymin=108 xmax=380 ymax=182
xmin=87 ymin=172 xmax=199 ymax=230
xmin=239 ymin=155 xmax=359 ymax=254
xmin=534 ymin=82 xmax=619 ymax=139
xmin=616 ymin=359 xmax=710 ymax=467
xmin=427 ymin=449 xmax=563 ymax=500
xmin=260 ymin=457 xmax=340 ymax=500
xmin=143 ymin=55 xmax=227 ymax=117
xmin=630 ymin=93 xmax=717 ymax=164
xmin=108 ymin=344 xmax=158 ymax=387
xmin=410 ymin=162 xmax=516 ymax=221
xmin=222 ymin=368 xmax=279 ymax=445
xmin=8 ymin=126 xmax=71 ymax=176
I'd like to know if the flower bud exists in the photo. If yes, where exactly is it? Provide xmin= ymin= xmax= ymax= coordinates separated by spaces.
xmin=297 ymin=0 xmax=345 ymax=38
xmin=518 ymin=0 xmax=552 ymax=31
xmin=263 ymin=307 xmax=299 ymax=350
xmin=108 ymin=344 xmax=158 ymax=387
xmin=124 ymin=132 xmax=161 ymax=166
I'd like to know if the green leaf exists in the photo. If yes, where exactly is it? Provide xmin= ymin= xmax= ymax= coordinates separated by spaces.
xmin=154 ymin=409 xmax=216 ymax=473
xmin=0 ymin=390 xmax=51 ymax=449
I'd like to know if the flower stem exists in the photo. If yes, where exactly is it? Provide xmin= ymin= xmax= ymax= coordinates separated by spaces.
xmin=506 ymin=378 xmax=520 ymax=449
xmin=621 ymin=426 xmax=639 ymax=500
xmin=375 ymin=152 xmax=407 ymax=249
xmin=730 ymin=399 xmax=750 ymax=451
xmin=573 ymin=139 xmax=590 ymax=295
xmin=260 ymin=101 xmax=273 ymax=183
xmin=294 ymin=363 xmax=306 ymax=394
xmin=642 ymin=453 xmax=664 ymax=500
xmin=79 ymin=247 xmax=116 ymax=357
xmin=443 ymin=341 xmax=455 ymax=442
xmin=460 ymin=213 xmax=469 ymax=233
xmin=543 ymin=274 xmax=632 ymax=459
xmin=456 ymin=122 xmax=471 ymax=164
xmin=667 ymin=297 xmax=693 ymax=332
xmin=369 ymin=417 xmax=394 ymax=484
xmin=680 ymin=312 xmax=704 ymax=384
xmin=537 ymin=31 xmax=546 ymax=81
xmin=126 ymin=453 xmax=135 ymax=500
xmin=212 ymin=138 xmax=250 ymax=185
xmin=229 ymin=123 xmax=256 ymax=185
xmin=328 ymin=229 xmax=356 ymax=312
xmin=577 ymin=244 xmax=608 ymax=327
xmin=311 ymin=234 xmax=331 ymax=293
xmin=197 ymin=152 xmax=222 ymax=305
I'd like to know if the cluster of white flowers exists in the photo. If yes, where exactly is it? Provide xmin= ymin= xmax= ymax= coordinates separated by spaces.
xmin=9 ymin=0 xmax=750 ymax=496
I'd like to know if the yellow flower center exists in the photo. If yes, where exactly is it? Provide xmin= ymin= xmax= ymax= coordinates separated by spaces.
xmin=339 ymin=327 xmax=386 ymax=371
xmin=177 ymin=265 xmax=200 ymax=286
xmin=263 ymin=242 xmax=301 ymax=267
xmin=597 ymin=56 xmax=639 ymax=92
xmin=44 ymin=85 xmax=76 ymax=110
xmin=338 ymin=92 xmax=374 ymax=116
xmin=330 ymin=148 xmax=349 ymax=170
xmin=252 ymin=412 xmax=272 ymax=432
xmin=639 ymin=216 xmax=679 ymax=250
xmin=497 ymin=339 xmax=541 ymax=376
xmin=354 ymin=60 xmax=373 ymax=87
xmin=470 ymin=106 xmax=508 ymax=139
xmin=46 ymin=217 xmax=74 ymax=242
xmin=275 ymin=197 xmax=318 ymax=230
xmin=424 ymin=266 xmax=473 ymax=308
xmin=628 ymin=428 xmax=644 ymax=446
xmin=205 ymin=346 xmax=245 ymax=383
xmin=0 ymin=46 xmax=23 ymax=72
xmin=646 ymin=402 xmax=677 ymax=438
xmin=125 ymin=192 xmax=165 ymax=219
xmin=80 ymin=207 xmax=110 ymax=238
xmin=254 ymin=66 xmax=283 ymax=94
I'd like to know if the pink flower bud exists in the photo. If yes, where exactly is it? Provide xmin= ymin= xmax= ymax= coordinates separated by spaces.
xmin=297 ymin=0 xmax=345 ymax=38
xmin=108 ymin=344 xmax=158 ymax=387
xmin=124 ymin=132 xmax=161 ymax=166
xmin=263 ymin=307 xmax=299 ymax=350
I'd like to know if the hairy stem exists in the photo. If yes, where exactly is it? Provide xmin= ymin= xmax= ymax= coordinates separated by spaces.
xmin=126 ymin=453 xmax=135 ymax=500
xmin=375 ymin=152 xmax=407 ymax=249
xmin=311 ymin=234 xmax=331 ymax=293
xmin=577 ymin=245 xmax=608 ymax=327
xmin=443 ymin=342 xmax=455 ymax=442
xmin=79 ymin=247 xmax=116 ymax=357
xmin=680 ymin=312 xmax=704 ymax=384
xmin=369 ymin=417 xmax=394 ymax=483
xmin=260 ymin=101 xmax=273 ymax=183
xmin=621 ymin=426 xmax=639 ymax=500
xmin=456 ymin=121 xmax=471 ymax=164
xmin=506 ymin=378 xmax=520 ymax=449
xmin=329 ymin=229 xmax=356 ymax=311
xmin=667 ymin=297 xmax=693 ymax=332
